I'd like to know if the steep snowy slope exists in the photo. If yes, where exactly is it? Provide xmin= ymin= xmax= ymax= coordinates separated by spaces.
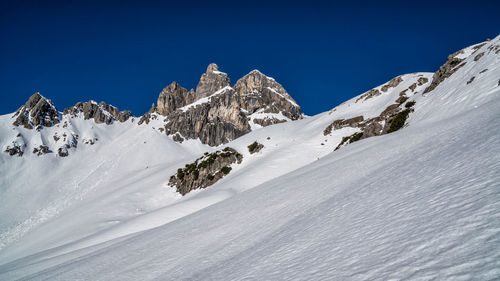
xmin=0 ymin=36 xmax=499 ymax=280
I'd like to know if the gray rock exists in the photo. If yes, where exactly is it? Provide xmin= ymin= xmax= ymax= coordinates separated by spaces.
xmin=58 ymin=147 xmax=69 ymax=157
xmin=325 ymin=99 xmax=418 ymax=151
xmin=323 ymin=116 xmax=364 ymax=135
xmin=164 ymin=88 xmax=251 ymax=146
xmin=248 ymin=141 xmax=264 ymax=154
xmin=252 ymin=117 xmax=287 ymax=127
xmin=169 ymin=147 xmax=243 ymax=195
xmin=12 ymin=92 xmax=60 ymax=129
xmin=356 ymin=89 xmax=382 ymax=102
xmin=195 ymin=63 xmax=231 ymax=98
xmin=64 ymin=101 xmax=131 ymax=124
xmin=417 ymin=77 xmax=429 ymax=86
xmin=4 ymin=145 xmax=24 ymax=156
xmin=424 ymin=51 xmax=466 ymax=94
xmin=234 ymin=70 xmax=301 ymax=121
xmin=33 ymin=145 xmax=50 ymax=156
xmin=142 ymin=64 xmax=302 ymax=146
xmin=474 ymin=52 xmax=485 ymax=61
xmin=156 ymin=82 xmax=196 ymax=115
xmin=381 ymin=76 xmax=403 ymax=92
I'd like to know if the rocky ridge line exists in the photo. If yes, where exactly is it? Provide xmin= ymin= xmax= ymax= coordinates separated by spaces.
xmin=142 ymin=63 xmax=302 ymax=146
xmin=63 ymin=101 xmax=131 ymax=124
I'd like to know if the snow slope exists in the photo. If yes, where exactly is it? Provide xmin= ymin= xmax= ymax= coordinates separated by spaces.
xmin=0 ymin=36 xmax=499 ymax=280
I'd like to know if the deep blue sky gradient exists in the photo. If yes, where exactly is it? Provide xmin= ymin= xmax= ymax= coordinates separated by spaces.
xmin=1 ymin=0 xmax=499 ymax=116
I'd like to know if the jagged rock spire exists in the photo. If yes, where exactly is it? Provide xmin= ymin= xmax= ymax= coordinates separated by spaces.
xmin=195 ymin=63 xmax=230 ymax=98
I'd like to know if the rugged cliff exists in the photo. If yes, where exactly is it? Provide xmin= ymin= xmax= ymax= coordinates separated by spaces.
xmin=142 ymin=63 xmax=302 ymax=146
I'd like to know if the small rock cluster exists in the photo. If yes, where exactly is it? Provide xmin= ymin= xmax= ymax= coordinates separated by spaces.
xmin=4 ymin=144 xmax=24 ymax=156
xmin=33 ymin=145 xmax=50 ymax=156
xmin=248 ymin=141 xmax=264 ymax=154
xmin=168 ymin=147 xmax=243 ymax=195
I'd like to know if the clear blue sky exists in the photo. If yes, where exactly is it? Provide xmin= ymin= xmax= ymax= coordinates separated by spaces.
xmin=1 ymin=0 xmax=499 ymax=116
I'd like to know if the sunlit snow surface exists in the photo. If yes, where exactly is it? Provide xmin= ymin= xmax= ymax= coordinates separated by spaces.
xmin=0 ymin=36 xmax=499 ymax=280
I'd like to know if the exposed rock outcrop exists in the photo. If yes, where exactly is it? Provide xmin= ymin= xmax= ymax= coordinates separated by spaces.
xmin=381 ymin=76 xmax=403 ymax=92
xmin=58 ymin=147 xmax=69 ymax=157
xmin=424 ymin=51 xmax=466 ymax=94
xmin=156 ymin=82 xmax=196 ymax=116
xmin=325 ymin=99 xmax=417 ymax=151
xmin=33 ymin=145 xmax=50 ymax=156
xmin=5 ymin=145 xmax=24 ymax=156
xmin=474 ymin=52 xmax=484 ymax=61
xmin=4 ymin=133 xmax=26 ymax=157
xmin=12 ymin=92 xmax=60 ymax=129
xmin=335 ymin=132 xmax=363 ymax=151
xmin=252 ymin=117 xmax=287 ymax=127
xmin=248 ymin=141 xmax=264 ymax=154
xmin=323 ymin=116 xmax=364 ymax=136
xmin=63 ymin=101 xmax=131 ymax=124
xmin=142 ymin=64 xmax=302 ymax=146
xmin=164 ymin=87 xmax=251 ymax=146
xmin=234 ymin=70 xmax=301 ymax=121
xmin=195 ymin=63 xmax=231 ymax=98
xmin=168 ymin=147 xmax=243 ymax=195
xmin=356 ymin=89 xmax=381 ymax=102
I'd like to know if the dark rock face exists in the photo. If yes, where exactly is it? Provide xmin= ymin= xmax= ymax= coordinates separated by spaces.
xmin=424 ymin=52 xmax=466 ymax=94
xmin=169 ymin=147 xmax=243 ymax=195
xmin=63 ymin=101 xmax=131 ymax=124
xmin=143 ymin=64 xmax=302 ymax=146
xmin=12 ymin=92 xmax=60 ymax=129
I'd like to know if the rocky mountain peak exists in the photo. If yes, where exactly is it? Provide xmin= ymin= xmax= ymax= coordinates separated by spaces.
xmin=142 ymin=64 xmax=302 ymax=146
xmin=234 ymin=69 xmax=287 ymax=98
xmin=206 ymin=63 xmax=221 ymax=73
xmin=156 ymin=81 xmax=196 ymax=116
xmin=195 ymin=63 xmax=231 ymax=98
xmin=12 ymin=92 xmax=60 ymax=129
xmin=234 ymin=69 xmax=301 ymax=121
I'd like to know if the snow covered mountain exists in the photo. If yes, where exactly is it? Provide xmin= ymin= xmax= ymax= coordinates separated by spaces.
xmin=0 ymin=35 xmax=499 ymax=280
